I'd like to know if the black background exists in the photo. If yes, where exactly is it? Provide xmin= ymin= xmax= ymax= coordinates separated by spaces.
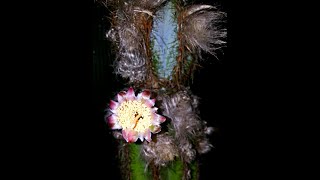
xmin=8 ymin=0 xmax=283 ymax=179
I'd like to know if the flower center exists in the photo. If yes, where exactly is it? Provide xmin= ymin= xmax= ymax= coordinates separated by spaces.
xmin=116 ymin=100 xmax=152 ymax=133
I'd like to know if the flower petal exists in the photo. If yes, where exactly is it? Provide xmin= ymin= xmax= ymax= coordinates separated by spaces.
xmin=125 ymin=87 xmax=135 ymax=101
xmin=107 ymin=114 xmax=122 ymax=130
xmin=152 ymin=113 xmax=166 ymax=124
xmin=117 ymin=91 xmax=126 ymax=103
xmin=150 ymin=124 xmax=161 ymax=134
xmin=143 ymin=130 xmax=152 ymax=142
xmin=122 ymin=129 xmax=129 ymax=142
xmin=122 ymin=129 xmax=138 ymax=143
xmin=152 ymin=107 xmax=158 ymax=113
xmin=109 ymin=100 xmax=119 ymax=112
xmin=137 ymin=89 xmax=151 ymax=100
xmin=138 ymin=133 xmax=144 ymax=142
xmin=144 ymin=98 xmax=156 ymax=108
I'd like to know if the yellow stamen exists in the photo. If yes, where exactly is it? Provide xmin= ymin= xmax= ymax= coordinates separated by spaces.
xmin=116 ymin=100 xmax=152 ymax=133
xmin=133 ymin=114 xmax=142 ymax=129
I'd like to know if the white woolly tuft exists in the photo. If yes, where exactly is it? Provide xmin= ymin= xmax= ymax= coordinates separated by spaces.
xmin=106 ymin=0 xmax=167 ymax=83
xmin=181 ymin=5 xmax=227 ymax=59
xmin=141 ymin=133 xmax=179 ymax=167
xmin=158 ymin=88 xmax=213 ymax=163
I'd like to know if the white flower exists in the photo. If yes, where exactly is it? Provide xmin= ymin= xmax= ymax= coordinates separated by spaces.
xmin=106 ymin=87 xmax=166 ymax=143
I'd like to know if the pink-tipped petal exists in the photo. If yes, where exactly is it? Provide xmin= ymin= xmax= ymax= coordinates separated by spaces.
xmin=126 ymin=87 xmax=135 ymax=101
xmin=128 ymin=132 xmax=139 ymax=143
xmin=107 ymin=115 xmax=121 ymax=129
xmin=137 ymin=90 xmax=151 ymax=100
xmin=150 ymin=125 xmax=161 ymax=134
xmin=145 ymin=98 xmax=156 ymax=108
xmin=117 ymin=91 xmax=126 ymax=103
xmin=122 ymin=129 xmax=138 ymax=143
xmin=122 ymin=129 xmax=129 ymax=142
xmin=152 ymin=107 xmax=158 ymax=113
xmin=109 ymin=100 xmax=119 ymax=112
xmin=143 ymin=130 xmax=152 ymax=142
xmin=152 ymin=113 xmax=166 ymax=124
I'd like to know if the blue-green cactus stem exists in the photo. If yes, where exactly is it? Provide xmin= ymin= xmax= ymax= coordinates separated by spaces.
xmin=151 ymin=1 xmax=179 ymax=80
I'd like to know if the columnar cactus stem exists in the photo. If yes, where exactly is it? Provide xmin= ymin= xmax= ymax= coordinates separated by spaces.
xmin=100 ymin=0 xmax=227 ymax=179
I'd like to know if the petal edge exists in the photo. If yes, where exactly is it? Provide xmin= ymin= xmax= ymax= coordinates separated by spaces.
xmin=126 ymin=87 xmax=135 ymax=101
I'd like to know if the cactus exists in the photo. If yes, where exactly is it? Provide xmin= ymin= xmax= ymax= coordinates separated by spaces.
xmin=99 ymin=0 xmax=227 ymax=179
